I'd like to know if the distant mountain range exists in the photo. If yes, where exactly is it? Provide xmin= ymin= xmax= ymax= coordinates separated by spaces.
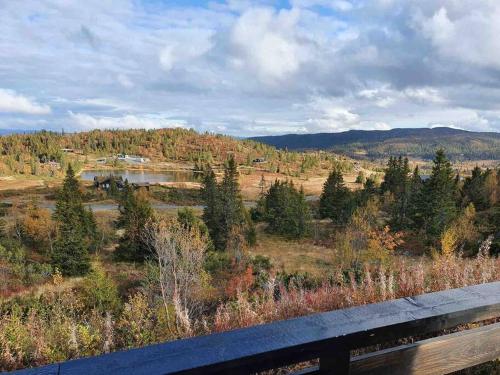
xmin=249 ymin=127 xmax=500 ymax=160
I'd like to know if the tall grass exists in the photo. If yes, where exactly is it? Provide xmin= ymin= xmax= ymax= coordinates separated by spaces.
xmin=213 ymin=249 xmax=499 ymax=331
xmin=1 ymin=248 xmax=498 ymax=371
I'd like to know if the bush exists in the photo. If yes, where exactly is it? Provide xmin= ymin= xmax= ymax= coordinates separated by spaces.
xmin=79 ymin=262 xmax=121 ymax=314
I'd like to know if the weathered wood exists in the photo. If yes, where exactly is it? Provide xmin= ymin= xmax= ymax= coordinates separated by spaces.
xmin=292 ymin=322 xmax=500 ymax=375
xmin=318 ymin=348 xmax=350 ymax=374
xmin=350 ymin=321 xmax=500 ymax=375
xmin=12 ymin=282 xmax=500 ymax=375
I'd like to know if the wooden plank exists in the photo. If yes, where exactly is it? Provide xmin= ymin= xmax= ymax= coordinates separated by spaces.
xmin=12 ymin=282 xmax=500 ymax=375
xmin=319 ymin=349 xmax=350 ymax=374
xmin=350 ymin=321 xmax=500 ymax=375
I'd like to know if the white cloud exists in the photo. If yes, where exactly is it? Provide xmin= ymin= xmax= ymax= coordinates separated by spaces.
xmin=117 ymin=74 xmax=134 ymax=88
xmin=0 ymin=1 xmax=499 ymax=135
xmin=230 ymin=7 xmax=309 ymax=82
xmin=357 ymin=86 xmax=445 ymax=108
xmin=403 ymin=87 xmax=445 ymax=104
xmin=69 ymin=112 xmax=186 ymax=130
xmin=159 ymin=30 xmax=214 ymax=72
xmin=0 ymin=89 xmax=51 ymax=114
xmin=416 ymin=4 xmax=500 ymax=69
xmin=372 ymin=122 xmax=391 ymax=130
xmin=305 ymin=96 xmax=360 ymax=132
xmin=291 ymin=0 xmax=353 ymax=12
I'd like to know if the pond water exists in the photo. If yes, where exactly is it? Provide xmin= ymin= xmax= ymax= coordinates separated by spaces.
xmin=79 ymin=169 xmax=201 ymax=184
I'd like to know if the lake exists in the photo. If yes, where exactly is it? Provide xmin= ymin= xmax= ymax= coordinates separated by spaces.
xmin=79 ymin=169 xmax=201 ymax=184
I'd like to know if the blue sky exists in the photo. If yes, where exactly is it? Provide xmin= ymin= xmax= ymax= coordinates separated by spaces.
xmin=1 ymin=0 xmax=500 ymax=135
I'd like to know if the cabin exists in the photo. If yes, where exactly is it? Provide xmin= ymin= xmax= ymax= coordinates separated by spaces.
xmin=93 ymin=175 xmax=125 ymax=190
xmin=253 ymin=157 xmax=266 ymax=163
xmin=116 ymin=154 xmax=151 ymax=163
xmin=93 ymin=176 xmax=150 ymax=191
xmin=12 ymin=281 xmax=500 ymax=375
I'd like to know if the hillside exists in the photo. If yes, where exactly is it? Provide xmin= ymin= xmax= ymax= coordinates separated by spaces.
xmin=0 ymin=128 xmax=284 ymax=177
xmin=250 ymin=127 xmax=500 ymax=160
xmin=0 ymin=128 xmax=355 ymax=182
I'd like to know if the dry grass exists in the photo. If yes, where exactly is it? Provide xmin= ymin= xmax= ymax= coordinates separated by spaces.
xmin=238 ymin=167 xmax=377 ymax=200
xmin=0 ymin=177 xmax=46 ymax=191
xmin=249 ymin=227 xmax=334 ymax=276
xmin=1 ymin=241 xmax=498 ymax=371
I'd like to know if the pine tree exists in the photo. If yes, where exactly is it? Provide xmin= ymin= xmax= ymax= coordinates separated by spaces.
xmin=391 ymin=157 xmax=411 ymax=229
xmin=462 ymin=166 xmax=489 ymax=210
xmin=381 ymin=156 xmax=397 ymax=193
xmin=407 ymin=166 xmax=424 ymax=229
xmin=319 ymin=169 xmax=353 ymax=224
xmin=423 ymin=149 xmax=458 ymax=239
xmin=356 ymin=177 xmax=378 ymax=206
xmin=51 ymin=164 xmax=91 ymax=276
xmin=263 ymin=180 xmax=311 ymax=238
xmin=380 ymin=156 xmax=412 ymax=229
xmin=115 ymin=182 xmax=154 ymax=261
xmin=201 ymin=157 xmax=255 ymax=250
xmin=219 ymin=156 xmax=246 ymax=249
xmin=201 ymin=165 xmax=224 ymax=250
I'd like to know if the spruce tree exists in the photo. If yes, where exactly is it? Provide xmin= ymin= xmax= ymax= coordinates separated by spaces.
xmin=51 ymin=164 xmax=91 ymax=276
xmin=201 ymin=157 xmax=255 ymax=250
xmin=263 ymin=180 xmax=311 ymax=238
xmin=423 ymin=149 xmax=458 ymax=239
xmin=391 ymin=157 xmax=411 ymax=229
xmin=115 ymin=182 xmax=154 ymax=261
xmin=201 ymin=165 xmax=224 ymax=250
xmin=219 ymin=156 xmax=246 ymax=249
xmin=462 ymin=166 xmax=489 ymax=210
xmin=319 ymin=169 xmax=352 ymax=224
xmin=407 ymin=166 xmax=424 ymax=229
xmin=356 ymin=177 xmax=378 ymax=206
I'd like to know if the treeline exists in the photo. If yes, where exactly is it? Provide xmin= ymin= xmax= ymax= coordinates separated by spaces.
xmin=335 ymin=140 xmax=500 ymax=160
xmin=251 ymin=128 xmax=500 ymax=161
xmin=318 ymin=150 xmax=499 ymax=257
xmin=0 ymin=128 xmax=276 ymax=169
xmin=0 ymin=128 xmax=352 ymax=177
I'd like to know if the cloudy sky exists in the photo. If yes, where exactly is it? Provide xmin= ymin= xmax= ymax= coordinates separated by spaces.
xmin=1 ymin=0 xmax=500 ymax=136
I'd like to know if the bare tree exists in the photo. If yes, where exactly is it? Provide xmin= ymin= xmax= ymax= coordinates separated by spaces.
xmin=144 ymin=218 xmax=208 ymax=336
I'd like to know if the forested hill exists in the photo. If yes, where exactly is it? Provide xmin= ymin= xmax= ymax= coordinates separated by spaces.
xmin=0 ymin=128 xmax=282 ymax=174
xmin=249 ymin=127 xmax=500 ymax=160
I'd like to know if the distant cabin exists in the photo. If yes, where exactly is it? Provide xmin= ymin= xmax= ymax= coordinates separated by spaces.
xmin=93 ymin=175 xmax=150 ymax=191
xmin=61 ymin=148 xmax=83 ymax=154
xmin=93 ymin=175 xmax=125 ymax=190
xmin=252 ymin=158 xmax=266 ymax=163
xmin=116 ymin=154 xmax=151 ymax=163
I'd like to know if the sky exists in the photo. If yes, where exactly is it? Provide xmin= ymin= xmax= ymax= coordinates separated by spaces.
xmin=1 ymin=0 xmax=500 ymax=136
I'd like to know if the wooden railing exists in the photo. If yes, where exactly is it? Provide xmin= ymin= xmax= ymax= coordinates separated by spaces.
xmin=13 ymin=281 xmax=500 ymax=375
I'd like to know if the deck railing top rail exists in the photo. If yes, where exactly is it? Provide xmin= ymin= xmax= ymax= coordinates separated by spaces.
xmin=13 ymin=281 xmax=500 ymax=375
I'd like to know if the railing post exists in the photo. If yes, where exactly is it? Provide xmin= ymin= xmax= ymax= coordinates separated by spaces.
xmin=319 ymin=349 xmax=350 ymax=374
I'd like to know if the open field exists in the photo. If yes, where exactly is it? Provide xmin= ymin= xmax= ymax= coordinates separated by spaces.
xmin=249 ymin=230 xmax=334 ymax=276
xmin=0 ymin=176 xmax=47 ymax=191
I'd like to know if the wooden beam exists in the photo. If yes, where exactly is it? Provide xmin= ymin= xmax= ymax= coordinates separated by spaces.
xmin=12 ymin=282 xmax=500 ymax=375
xmin=294 ymin=322 xmax=500 ymax=375
xmin=350 ymin=322 xmax=500 ymax=375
